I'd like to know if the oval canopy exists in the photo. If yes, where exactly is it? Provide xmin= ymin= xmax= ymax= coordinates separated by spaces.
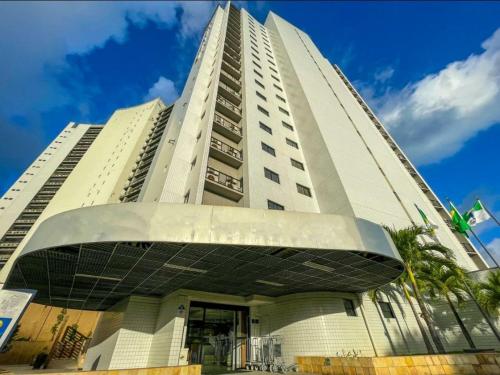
xmin=5 ymin=203 xmax=404 ymax=310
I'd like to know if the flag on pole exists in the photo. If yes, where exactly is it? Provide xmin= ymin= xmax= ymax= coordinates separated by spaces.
xmin=464 ymin=199 xmax=491 ymax=227
xmin=415 ymin=204 xmax=438 ymax=234
xmin=449 ymin=201 xmax=470 ymax=236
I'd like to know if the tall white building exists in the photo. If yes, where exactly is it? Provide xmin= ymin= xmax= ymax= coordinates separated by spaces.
xmin=0 ymin=3 xmax=497 ymax=371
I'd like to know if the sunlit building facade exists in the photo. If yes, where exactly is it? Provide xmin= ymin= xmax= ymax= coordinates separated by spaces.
xmin=1 ymin=3 xmax=497 ymax=371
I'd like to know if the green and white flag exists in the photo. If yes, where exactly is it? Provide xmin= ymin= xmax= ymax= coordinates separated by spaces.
xmin=464 ymin=199 xmax=491 ymax=226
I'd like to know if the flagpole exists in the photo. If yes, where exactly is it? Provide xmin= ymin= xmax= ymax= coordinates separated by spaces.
xmin=469 ymin=228 xmax=499 ymax=268
xmin=477 ymin=197 xmax=500 ymax=226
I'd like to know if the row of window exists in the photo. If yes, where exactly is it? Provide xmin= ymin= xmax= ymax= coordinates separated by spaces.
xmin=344 ymin=299 xmax=395 ymax=318
xmin=264 ymin=167 xmax=311 ymax=197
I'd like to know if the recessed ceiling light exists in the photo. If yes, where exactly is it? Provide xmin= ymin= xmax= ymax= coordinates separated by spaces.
xmin=52 ymin=297 xmax=85 ymax=302
xmin=164 ymin=263 xmax=207 ymax=274
xmin=256 ymin=279 xmax=284 ymax=287
xmin=303 ymin=260 xmax=335 ymax=273
xmin=75 ymin=273 xmax=122 ymax=282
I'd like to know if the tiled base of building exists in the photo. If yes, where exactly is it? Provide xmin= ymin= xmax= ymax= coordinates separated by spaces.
xmin=297 ymin=353 xmax=500 ymax=375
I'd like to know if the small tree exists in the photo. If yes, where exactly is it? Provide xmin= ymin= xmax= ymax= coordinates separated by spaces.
xmin=476 ymin=270 xmax=500 ymax=317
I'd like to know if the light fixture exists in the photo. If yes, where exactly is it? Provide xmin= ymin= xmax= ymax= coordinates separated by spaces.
xmin=256 ymin=279 xmax=284 ymax=287
xmin=164 ymin=263 xmax=207 ymax=274
xmin=52 ymin=297 xmax=85 ymax=302
xmin=303 ymin=260 xmax=335 ymax=273
xmin=75 ymin=273 xmax=122 ymax=282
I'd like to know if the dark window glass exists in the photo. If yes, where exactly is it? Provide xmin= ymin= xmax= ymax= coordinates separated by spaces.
xmin=253 ymin=61 xmax=262 ymax=69
xmin=261 ymin=142 xmax=276 ymax=156
xmin=272 ymin=75 xmax=280 ymax=82
xmin=276 ymin=94 xmax=286 ymax=103
xmin=260 ymin=122 xmax=272 ymax=134
xmin=267 ymin=200 xmax=284 ymax=210
xmin=344 ymin=299 xmax=357 ymax=317
xmin=258 ymin=105 xmax=269 ymax=116
xmin=256 ymin=91 xmax=267 ymax=101
xmin=282 ymin=121 xmax=293 ymax=131
xmin=296 ymin=183 xmax=312 ymax=197
xmin=264 ymin=167 xmax=280 ymax=183
xmin=254 ymin=69 xmax=263 ymax=78
xmin=379 ymin=302 xmax=396 ymax=319
xmin=252 ymin=53 xmax=260 ymax=61
xmin=286 ymin=138 xmax=298 ymax=148
xmin=255 ymin=80 xmax=265 ymax=89
xmin=273 ymin=84 xmax=282 ymax=91
xmin=279 ymin=107 xmax=289 ymax=115
xmin=291 ymin=158 xmax=304 ymax=170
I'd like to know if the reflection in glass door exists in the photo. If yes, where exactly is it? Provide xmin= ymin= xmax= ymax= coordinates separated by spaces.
xmin=185 ymin=302 xmax=249 ymax=373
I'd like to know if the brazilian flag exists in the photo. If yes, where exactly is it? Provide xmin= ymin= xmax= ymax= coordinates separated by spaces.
xmin=449 ymin=202 xmax=470 ymax=237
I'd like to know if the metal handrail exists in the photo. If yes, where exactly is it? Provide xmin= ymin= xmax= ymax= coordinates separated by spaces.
xmin=210 ymin=137 xmax=242 ymax=160
xmin=206 ymin=167 xmax=242 ymax=193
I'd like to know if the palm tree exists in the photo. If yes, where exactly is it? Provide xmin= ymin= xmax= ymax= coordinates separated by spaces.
xmin=419 ymin=262 xmax=476 ymax=349
xmin=476 ymin=270 xmax=500 ymax=316
xmin=394 ymin=274 xmax=435 ymax=354
xmin=384 ymin=225 xmax=449 ymax=353
xmin=368 ymin=288 xmax=397 ymax=355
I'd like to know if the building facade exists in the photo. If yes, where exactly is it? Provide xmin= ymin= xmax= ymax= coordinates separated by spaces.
xmin=0 ymin=3 xmax=498 ymax=372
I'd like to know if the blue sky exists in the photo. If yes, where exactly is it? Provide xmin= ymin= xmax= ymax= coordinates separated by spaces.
xmin=0 ymin=1 xmax=499 ymax=264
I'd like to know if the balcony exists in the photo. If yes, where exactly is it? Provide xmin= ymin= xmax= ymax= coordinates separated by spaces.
xmin=216 ymin=95 xmax=242 ymax=123
xmin=218 ymin=81 xmax=241 ymax=105
xmin=223 ymin=51 xmax=240 ymax=70
xmin=221 ymin=59 xmax=241 ymax=80
xmin=220 ymin=69 xmax=241 ymax=92
xmin=213 ymin=112 xmax=242 ymax=143
xmin=205 ymin=167 xmax=243 ymax=201
xmin=225 ymin=37 xmax=240 ymax=54
xmin=224 ymin=44 xmax=240 ymax=60
xmin=210 ymin=137 xmax=243 ymax=168
xmin=0 ymin=242 xmax=18 ymax=249
xmin=226 ymin=25 xmax=240 ymax=40
xmin=226 ymin=30 xmax=240 ymax=46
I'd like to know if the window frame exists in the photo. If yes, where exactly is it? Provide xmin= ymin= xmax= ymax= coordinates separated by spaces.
xmin=343 ymin=299 xmax=357 ymax=317
xmin=261 ymin=142 xmax=276 ymax=156
xmin=264 ymin=167 xmax=280 ymax=183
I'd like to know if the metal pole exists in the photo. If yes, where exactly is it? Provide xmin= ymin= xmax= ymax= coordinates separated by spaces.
xmin=469 ymin=229 xmax=499 ymax=268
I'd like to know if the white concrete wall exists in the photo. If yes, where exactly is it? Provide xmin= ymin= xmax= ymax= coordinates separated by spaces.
xmin=148 ymin=294 xmax=189 ymax=367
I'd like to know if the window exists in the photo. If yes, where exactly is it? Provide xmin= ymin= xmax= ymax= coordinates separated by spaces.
xmin=273 ymin=84 xmax=282 ymax=91
xmin=265 ymin=47 xmax=272 ymax=54
xmin=259 ymin=122 xmax=272 ymax=134
xmin=196 ymin=131 xmax=202 ymax=142
xmin=344 ymin=299 xmax=357 ymax=316
xmin=251 ymin=40 xmax=258 ymax=48
xmin=251 ymin=46 xmax=259 ymax=55
xmin=191 ymin=157 xmax=197 ymax=170
xmin=267 ymin=200 xmax=284 ymax=210
xmin=261 ymin=142 xmax=276 ymax=156
xmin=254 ymin=69 xmax=263 ymax=78
xmin=268 ymin=59 xmax=276 ymax=66
xmin=271 ymin=75 xmax=280 ymax=82
xmin=256 ymin=91 xmax=267 ymax=101
xmin=269 ymin=66 xmax=278 ymax=74
xmin=252 ymin=53 xmax=260 ymax=61
xmin=255 ymin=79 xmax=265 ymax=89
xmin=282 ymin=121 xmax=293 ymax=131
xmin=267 ymin=53 xmax=274 ymax=60
xmin=184 ymin=191 xmax=190 ymax=203
xmin=253 ymin=61 xmax=262 ymax=69
xmin=296 ymin=183 xmax=312 ymax=197
xmin=279 ymin=107 xmax=289 ymax=116
xmin=286 ymin=138 xmax=298 ymax=149
xmin=264 ymin=167 xmax=280 ymax=183
xmin=276 ymin=94 xmax=286 ymax=103
xmin=257 ymin=105 xmax=269 ymax=116
xmin=379 ymin=302 xmax=396 ymax=319
xmin=291 ymin=158 xmax=304 ymax=170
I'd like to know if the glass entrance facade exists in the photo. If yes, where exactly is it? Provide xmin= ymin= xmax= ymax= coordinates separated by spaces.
xmin=186 ymin=302 xmax=249 ymax=373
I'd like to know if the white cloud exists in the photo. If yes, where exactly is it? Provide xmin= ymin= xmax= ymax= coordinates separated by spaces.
xmin=0 ymin=1 xmax=215 ymax=118
xmin=374 ymin=66 xmax=394 ymax=83
xmin=371 ymin=28 xmax=500 ymax=165
xmin=144 ymin=76 xmax=179 ymax=104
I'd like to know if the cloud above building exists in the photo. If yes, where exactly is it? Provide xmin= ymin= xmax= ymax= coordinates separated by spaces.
xmin=144 ymin=76 xmax=179 ymax=104
xmin=370 ymin=28 xmax=500 ymax=166
xmin=0 ymin=1 xmax=215 ymax=119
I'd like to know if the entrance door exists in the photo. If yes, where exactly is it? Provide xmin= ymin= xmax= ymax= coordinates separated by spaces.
xmin=185 ymin=302 xmax=249 ymax=374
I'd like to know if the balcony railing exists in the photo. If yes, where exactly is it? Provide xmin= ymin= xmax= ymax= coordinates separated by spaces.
xmin=205 ymin=167 xmax=243 ymax=201
xmin=221 ymin=59 xmax=241 ymax=80
xmin=213 ymin=112 xmax=242 ymax=143
xmin=216 ymin=95 xmax=242 ymax=122
xmin=223 ymin=51 xmax=240 ymax=70
xmin=219 ymin=69 xmax=241 ymax=92
xmin=218 ymin=81 xmax=241 ymax=105
xmin=210 ymin=137 xmax=243 ymax=168
xmin=224 ymin=44 xmax=240 ymax=60
xmin=225 ymin=37 xmax=240 ymax=54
